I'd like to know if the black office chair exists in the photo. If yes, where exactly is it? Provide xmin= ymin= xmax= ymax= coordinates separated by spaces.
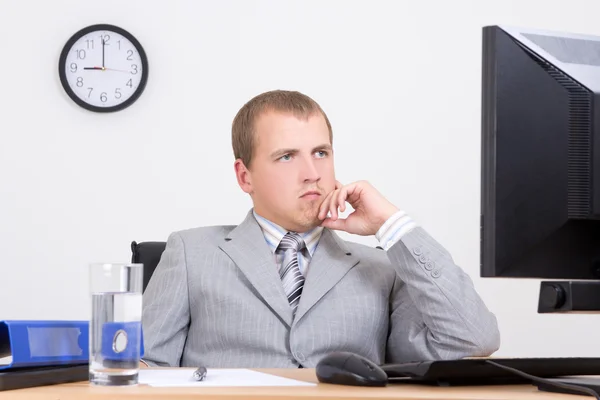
xmin=131 ymin=241 xmax=166 ymax=292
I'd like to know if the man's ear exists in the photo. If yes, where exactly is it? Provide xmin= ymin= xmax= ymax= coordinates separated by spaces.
xmin=234 ymin=159 xmax=253 ymax=194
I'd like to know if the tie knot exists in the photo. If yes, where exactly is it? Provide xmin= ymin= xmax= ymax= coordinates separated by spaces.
xmin=279 ymin=232 xmax=306 ymax=252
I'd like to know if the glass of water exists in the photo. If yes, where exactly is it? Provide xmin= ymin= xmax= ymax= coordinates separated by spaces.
xmin=89 ymin=263 xmax=143 ymax=386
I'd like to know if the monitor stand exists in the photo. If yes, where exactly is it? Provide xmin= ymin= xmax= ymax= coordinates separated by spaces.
xmin=538 ymin=281 xmax=600 ymax=313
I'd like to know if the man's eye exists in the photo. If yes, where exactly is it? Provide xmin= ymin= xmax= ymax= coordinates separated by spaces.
xmin=280 ymin=154 xmax=291 ymax=161
xmin=315 ymin=151 xmax=328 ymax=158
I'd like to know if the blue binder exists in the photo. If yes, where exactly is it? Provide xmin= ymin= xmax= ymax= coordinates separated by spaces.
xmin=0 ymin=320 xmax=144 ymax=371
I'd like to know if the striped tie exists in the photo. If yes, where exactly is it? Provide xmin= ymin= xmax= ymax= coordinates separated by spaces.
xmin=278 ymin=232 xmax=306 ymax=316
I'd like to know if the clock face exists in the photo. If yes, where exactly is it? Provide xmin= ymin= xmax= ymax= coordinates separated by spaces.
xmin=58 ymin=24 xmax=149 ymax=112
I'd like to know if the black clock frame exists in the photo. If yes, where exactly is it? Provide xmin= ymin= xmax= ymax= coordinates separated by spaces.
xmin=58 ymin=24 xmax=149 ymax=113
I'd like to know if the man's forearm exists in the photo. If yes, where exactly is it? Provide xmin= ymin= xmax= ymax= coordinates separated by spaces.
xmin=385 ymin=226 xmax=500 ymax=358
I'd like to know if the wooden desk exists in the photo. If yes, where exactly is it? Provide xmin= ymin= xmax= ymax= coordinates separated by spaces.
xmin=0 ymin=368 xmax=587 ymax=400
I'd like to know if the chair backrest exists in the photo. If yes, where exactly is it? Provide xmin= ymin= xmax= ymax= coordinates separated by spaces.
xmin=131 ymin=241 xmax=166 ymax=292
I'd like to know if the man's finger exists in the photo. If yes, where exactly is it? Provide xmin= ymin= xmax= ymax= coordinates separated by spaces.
xmin=318 ymin=190 xmax=335 ymax=219
xmin=342 ymin=182 xmax=361 ymax=206
xmin=338 ymin=186 xmax=348 ymax=213
xmin=329 ymin=189 xmax=340 ymax=220
xmin=318 ymin=191 xmax=331 ymax=219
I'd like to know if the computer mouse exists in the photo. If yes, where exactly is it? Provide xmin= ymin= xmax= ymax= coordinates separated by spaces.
xmin=316 ymin=351 xmax=388 ymax=387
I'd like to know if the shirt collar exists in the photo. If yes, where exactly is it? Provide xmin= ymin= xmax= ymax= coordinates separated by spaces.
xmin=253 ymin=210 xmax=323 ymax=256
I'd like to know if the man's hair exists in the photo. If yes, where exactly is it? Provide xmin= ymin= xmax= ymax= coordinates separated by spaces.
xmin=232 ymin=90 xmax=333 ymax=168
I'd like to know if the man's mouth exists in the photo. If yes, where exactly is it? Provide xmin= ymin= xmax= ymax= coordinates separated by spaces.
xmin=300 ymin=191 xmax=321 ymax=198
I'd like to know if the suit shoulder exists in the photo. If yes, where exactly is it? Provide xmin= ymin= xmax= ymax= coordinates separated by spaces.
xmin=171 ymin=225 xmax=236 ymax=246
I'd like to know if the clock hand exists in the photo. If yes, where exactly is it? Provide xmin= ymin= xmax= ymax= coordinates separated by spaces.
xmin=103 ymin=67 xmax=130 ymax=73
xmin=83 ymin=66 xmax=128 ymax=72
xmin=102 ymin=38 xmax=105 ymax=68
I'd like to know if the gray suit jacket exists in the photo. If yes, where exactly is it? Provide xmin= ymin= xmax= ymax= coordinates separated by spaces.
xmin=141 ymin=210 xmax=500 ymax=368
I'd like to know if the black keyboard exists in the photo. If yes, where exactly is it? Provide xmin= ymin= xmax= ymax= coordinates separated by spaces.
xmin=381 ymin=357 xmax=600 ymax=386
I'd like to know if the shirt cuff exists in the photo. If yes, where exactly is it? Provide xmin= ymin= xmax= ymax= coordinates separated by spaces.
xmin=376 ymin=210 xmax=418 ymax=250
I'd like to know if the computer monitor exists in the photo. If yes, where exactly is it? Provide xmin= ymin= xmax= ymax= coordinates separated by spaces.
xmin=480 ymin=25 xmax=600 ymax=312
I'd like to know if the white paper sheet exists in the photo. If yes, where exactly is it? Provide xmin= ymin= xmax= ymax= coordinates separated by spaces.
xmin=138 ymin=368 xmax=316 ymax=387
xmin=0 ymin=356 xmax=12 ymax=366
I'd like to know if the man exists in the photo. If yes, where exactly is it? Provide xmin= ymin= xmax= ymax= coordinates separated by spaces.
xmin=141 ymin=90 xmax=500 ymax=368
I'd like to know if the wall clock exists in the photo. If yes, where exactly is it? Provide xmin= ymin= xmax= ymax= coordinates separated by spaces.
xmin=58 ymin=24 xmax=149 ymax=112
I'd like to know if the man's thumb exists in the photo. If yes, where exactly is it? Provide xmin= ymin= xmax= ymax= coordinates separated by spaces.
xmin=320 ymin=217 xmax=347 ymax=231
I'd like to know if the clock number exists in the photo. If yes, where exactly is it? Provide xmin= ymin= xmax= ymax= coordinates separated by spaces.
xmin=117 ymin=40 xmax=121 ymax=50
xmin=100 ymin=92 xmax=107 ymax=103
xmin=70 ymin=63 xmax=77 ymax=73
xmin=131 ymin=64 xmax=138 ymax=75
xmin=100 ymin=34 xmax=110 ymax=44
xmin=87 ymin=88 xmax=93 ymax=98
xmin=126 ymin=79 xmax=133 ymax=88
xmin=115 ymin=88 xmax=122 ymax=99
xmin=86 ymin=40 xmax=94 ymax=50
xmin=127 ymin=50 xmax=134 ymax=61
xmin=76 ymin=77 xmax=83 ymax=87
xmin=76 ymin=49 xmax=86 ymax=60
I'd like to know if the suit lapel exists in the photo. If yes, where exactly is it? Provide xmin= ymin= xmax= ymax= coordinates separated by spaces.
xmin=293 ymin=229 xmax=360 ymax=325
xmin=218 ymin=211 xmax=293 ymax=327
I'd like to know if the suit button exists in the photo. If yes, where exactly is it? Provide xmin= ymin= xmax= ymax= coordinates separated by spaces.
xmin=432 ymin=269 xmax=441 ymax=278
xmin=425 ymin=261 xmax=435 ymax=271
xmin=413 ymin=247 xmax=423 ymax=256
xmin=419 ymin=255 xmax=428 ymax=264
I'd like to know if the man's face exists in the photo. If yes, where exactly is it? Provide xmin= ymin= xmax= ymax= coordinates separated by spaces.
xmin=237 ymin=111 xmax=336 ymax=232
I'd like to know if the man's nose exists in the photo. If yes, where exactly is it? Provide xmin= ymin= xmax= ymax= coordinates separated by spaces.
xmin=302 ymin=158 xmax=321 ymax=183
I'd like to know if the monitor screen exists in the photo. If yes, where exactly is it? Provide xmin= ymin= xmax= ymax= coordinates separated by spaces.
xmin=480 ymin=25 xmax=600 ymax=280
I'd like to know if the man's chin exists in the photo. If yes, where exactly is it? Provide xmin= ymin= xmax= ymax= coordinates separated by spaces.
xmin=296 ymin=209 xmax=322 ymax=230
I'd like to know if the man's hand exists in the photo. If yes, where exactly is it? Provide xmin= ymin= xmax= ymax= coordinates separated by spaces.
xmin=318 ymin=180 xmax=399 ymax=236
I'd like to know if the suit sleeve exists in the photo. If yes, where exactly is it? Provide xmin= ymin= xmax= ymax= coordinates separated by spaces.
xmin=384 ymin=227 xmax=501 ymax=363
xmin=141 ymin=232 xmax=190 ymax=367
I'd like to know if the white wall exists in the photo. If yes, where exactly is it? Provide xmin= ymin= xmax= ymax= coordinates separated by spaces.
xmin=1 ymin=0 xmax=598 ymax=358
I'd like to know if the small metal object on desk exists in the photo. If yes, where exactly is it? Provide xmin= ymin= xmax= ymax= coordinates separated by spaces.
xmin=192 ymin=366 xmax=207 ymax=381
